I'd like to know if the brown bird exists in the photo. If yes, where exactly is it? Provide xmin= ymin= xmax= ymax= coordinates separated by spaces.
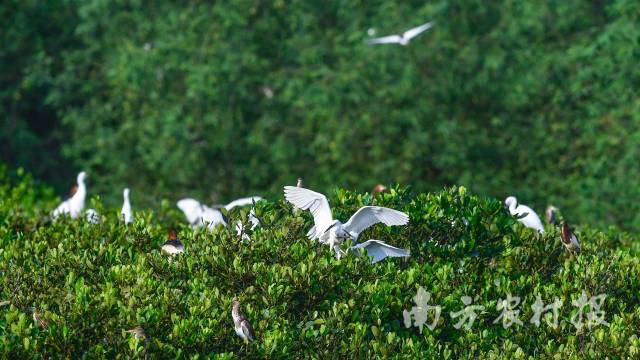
xmin=125 ymin=326 xmax=148 ymax=341
xmin=161 ymin=229 xmax=184 ymax=256
xmin=232 ymin=300 xmax=255 ymax=342
xmin=372 ymin=184 xmax=388 ymax=196
xmin=560 ymin=221 xmax=581 ymax=254
xmin=29 ymin=307 xmax=48 ymax=329
xmin=545 ymin=205 xmax=559 ymax=225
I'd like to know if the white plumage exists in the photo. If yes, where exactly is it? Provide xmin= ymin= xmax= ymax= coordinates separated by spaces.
xmin=85 ymin=208 xmax=100 ymax=224
xmin=121 ymin=188 xmax=133 ymax=224
xmin=221 ymin=196 xmax=262 ymax=211
xmin=284 ymin=186 xmax=409 ymax=258
xmin=367 ymin=21 xmax=433 ymax=46
xmin=176 ymin=198 xmax=226 ymax=229
xmin=235 ymin=208 xmax=260 ymax=241
xmin=349 ymin=239 xmax=410 ymax=263
xmin=504 ymin=196 xmax=544 ymax=233
xmin=52 ymin=171 xmax=87 ymax=219
xmin=177 ymin=196 xmax=263 ymax=232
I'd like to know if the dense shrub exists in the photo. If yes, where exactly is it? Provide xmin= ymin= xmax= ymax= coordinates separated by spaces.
xmin=1 ymin=174 xmax=639 ymax=358
xmin=2 ymin=1 xmax=640 ymax=231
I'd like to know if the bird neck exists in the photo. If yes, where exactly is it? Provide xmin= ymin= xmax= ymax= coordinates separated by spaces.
xmin=71 ymin=183 xmax=86 ymax=204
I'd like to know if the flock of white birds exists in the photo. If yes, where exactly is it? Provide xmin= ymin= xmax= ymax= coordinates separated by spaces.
xmin=49 ymin=169 xmax=581 ymax=343
xmin=52 ymin=170 xmax=580 ymax=264
xmin=32 ymin=21 xmax=587 ymax=345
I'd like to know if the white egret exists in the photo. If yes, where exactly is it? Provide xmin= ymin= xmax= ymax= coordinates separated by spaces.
xmin=349 ymin=239 xmax=410 ymax=263
xmin=284 ymin=186 xmax=409 ymax=258
xmin=504 ymin=196 xmax=544 ymax=233
xmin=367 ymin=21 xmax=433 ymax=46
xmin=52 ymin=171 xmax=87 ymax=219
xmin=121 ymin=188 xmax=133 ymax=224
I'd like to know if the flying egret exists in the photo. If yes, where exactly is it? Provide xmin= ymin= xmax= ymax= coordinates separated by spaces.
xmin=560 ymin=221 xmax=581 ymax=254
xmin=121 ymin=188 xmax=133 ymax=224
xmin=232 ymin=300 xmax=255 ymax=342
xmin=52 ymin=171 xmax=87 ymax=219
xmin=367 ymin=21 xmax=433 ymax=46
xmin=504 ymin=196 xmax=544 ymax=233
xmin=284 ymin=186 xmax=409 ymax=258
xmin=349 ymin=239 xmax=410 ymax=263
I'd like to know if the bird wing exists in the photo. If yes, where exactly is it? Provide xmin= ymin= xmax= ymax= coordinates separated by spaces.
xmin=403 ymin=21 xmax=433 ymax=40
xmin=284 ymin=186 xmax=333 ymax=238
xmin=201 ymin=206 xmax=226 ymax=227
xmin=343 ymin=206 xmax=409 ymax=238
xmin=366 ymin=35 xmax=402 ymax=44
xmin=177 ymin=199 xmax=203 ymax=225
xmin=248 ymin=208 xmax=259 ymax=229
xmin=351 ymin=240 xmax=410 ymax=263
xmin=224 ymin=196 xmax=263 ymax=211
xmin=241 ymin=319 xmax=255 ymax=341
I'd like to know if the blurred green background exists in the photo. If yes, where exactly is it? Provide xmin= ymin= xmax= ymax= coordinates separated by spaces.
xmin=2 ymin=1 xmax=639 ymax=230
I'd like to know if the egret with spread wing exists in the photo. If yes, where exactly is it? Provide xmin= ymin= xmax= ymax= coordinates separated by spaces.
xmin=284 ymin=186 xmax=409 ymax=258
xmin=367 ymin=21 xmax=433 ymax=46
xmin=349 ymin=239 xmax=410 ymax=263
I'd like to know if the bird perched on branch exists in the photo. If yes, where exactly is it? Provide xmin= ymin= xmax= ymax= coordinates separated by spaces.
xmin=52 ymin=171 xmax=87 ymax=219
xmin=232 ymin=300 xmax=255 ymax=342
xmin=367 ymin=21 xmax=434 ymax=46
xmin=28 ymin=307 xmax=48 ymax=329
xmin=545 ymin=205 xmax=558 ymax=225
xmin=125 ymin=326 xmax=148 ymax=341
xmin=161 ymin=230 xmax=184 ymax=256
xmin=504 ymin=196 xmax=544 ymax=233
xmin=284 ymin=186 xmax=409 ymax=258
xmin=121 ymin=188 xmax=133 ymax=224
xmin=560 ymin=221 xmax=581 ymax=255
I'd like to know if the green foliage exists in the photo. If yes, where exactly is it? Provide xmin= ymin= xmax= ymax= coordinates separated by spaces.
xmin=2 ymin=0 xmax=640 ymax=231
xmin=1 ymin=175 xmax=638 ymax=358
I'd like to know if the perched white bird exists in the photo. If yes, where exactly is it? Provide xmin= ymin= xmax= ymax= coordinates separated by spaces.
xmin=349 ymin=239 xmax=410 ymax=263
xmin=560 ymin=221 xmax=581 ymax=254
xmin=85 ymin=208 xmax=100 ymax=224
xmin=177 ymin=197 xmax=262 ymax=231
xmin=121 ymin=188 xmax=133 ymax=224
xmin=504 ymin=196 xmax=544 ymax=233
xmin=232 ymin=300 xmax=255 ymax=342
xmin=52 ymin=171 xmax=87 ymax=219
xmin=177 ymin=199 xmax=227 ymax=229
xmin=161 ymin=230 xmax=184 ymax=256
xmin=367 ymin=21 xmax=433 ymax=46
xmin=284 ymin=186 xmax=409 ymax=258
